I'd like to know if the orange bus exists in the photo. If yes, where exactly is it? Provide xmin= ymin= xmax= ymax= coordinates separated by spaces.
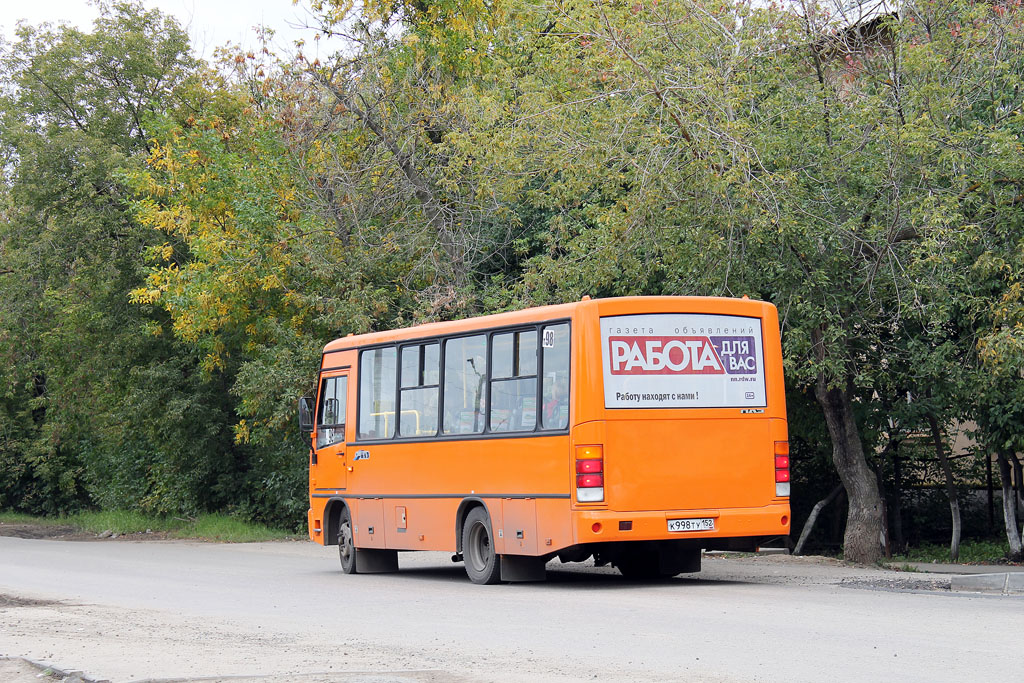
xmin=299 ymin=296 xmax=790 ymax=583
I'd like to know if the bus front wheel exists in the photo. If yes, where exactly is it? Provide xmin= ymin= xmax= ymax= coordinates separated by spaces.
xmin=462 ymin=507 xmax=501 ymax=585
xmin=338 ymin=508 xmax=356 ymax=574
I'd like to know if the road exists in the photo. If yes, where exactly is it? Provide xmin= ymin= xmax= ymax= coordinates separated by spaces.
xmin=0 ymin=536 xmax=1020 ymax=682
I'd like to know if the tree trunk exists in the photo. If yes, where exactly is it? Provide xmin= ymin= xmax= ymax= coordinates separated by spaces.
xmin=831 ymin=488 xmax=846 ymax=548
xmin=1011 ymin=453 xmax=1024 ymax=513
xmin=927 ymin=413 xmax=960 ymax=562
xmin=996 ymin=451 xmax=1023 ymax=562
xmin=793 ymin=483 xmax=843 ymax=555
xmin=813 ymin=379 xmax=883 ymax=564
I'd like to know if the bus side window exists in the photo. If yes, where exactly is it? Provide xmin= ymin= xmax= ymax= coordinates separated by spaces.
xmin=442 ymin=335 xmax=487 ymax=435
xmin=541 ymin=323 xmax=570 ymax=430
xmin=358 ymin=347 xmax=397 ymax=439
xmin=399 ymin=342 xmax=439 ymax=437
xmin=317 ymin=376 xmax=347 ymax=449
xmin=489 ymin=329 xmax=537 ymax=433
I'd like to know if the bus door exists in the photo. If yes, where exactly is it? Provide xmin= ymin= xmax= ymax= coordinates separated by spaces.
xmin=313 ymin=371 xmax=349 ymax=492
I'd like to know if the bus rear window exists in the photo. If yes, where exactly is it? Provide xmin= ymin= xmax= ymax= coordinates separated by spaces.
xmin=600 ymin=313 xmax=766 ymax=409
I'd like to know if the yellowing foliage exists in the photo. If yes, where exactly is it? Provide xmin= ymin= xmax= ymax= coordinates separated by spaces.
xmin=124 ymin=100 xmax=322 ymax=374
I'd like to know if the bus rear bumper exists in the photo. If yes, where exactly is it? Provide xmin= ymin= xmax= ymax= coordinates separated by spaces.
xmin=572 ymin=502 xmax=790 ymax=547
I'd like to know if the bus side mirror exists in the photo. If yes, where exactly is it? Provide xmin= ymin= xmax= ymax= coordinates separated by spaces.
xmin=298 ymin=396 xmax=314 ymax=434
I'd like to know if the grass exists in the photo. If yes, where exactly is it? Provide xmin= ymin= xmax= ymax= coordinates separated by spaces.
xmin=0 ymin=511 xmax=66 ymax=526
xmin=65 ymin=509 xmax=185 ymax=534
xmin=889 ymin=539 xmax=1014 ymax=565
xmin=0 ymin=509 xmax=298 ymax=542
xmin=186 ymin=514 xmax=297 ymax=542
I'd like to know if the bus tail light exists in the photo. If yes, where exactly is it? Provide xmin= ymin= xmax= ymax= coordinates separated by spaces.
xmin=775 ymin=441 xmax=790 ymax=497
xmin=576 ymin=473 xmax=604 ymax=488
xmin=576 ymin=446 xmax=604 ymax=503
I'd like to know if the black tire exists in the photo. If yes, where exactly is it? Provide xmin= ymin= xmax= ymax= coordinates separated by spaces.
xmin=338 ymin=508 xmax=356 ymax=574
xmin=462 ymin=507 xmax=501 ymax=585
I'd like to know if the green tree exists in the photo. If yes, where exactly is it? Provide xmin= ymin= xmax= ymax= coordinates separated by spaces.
xmin=0 ymin=2 xmax=256 ymax=519
xmin=443 ymin=0 xmax=1024 ymax=562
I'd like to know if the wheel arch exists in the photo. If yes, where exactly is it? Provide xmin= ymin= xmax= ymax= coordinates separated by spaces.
xmin=323 ymin=497 xmax=352 ymax=546
xmin=454 ymin=497 xmax=490 ymax=554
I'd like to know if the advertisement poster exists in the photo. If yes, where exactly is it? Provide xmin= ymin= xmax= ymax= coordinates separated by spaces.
xmin=600 ymin=313 xmax=766 ymax=409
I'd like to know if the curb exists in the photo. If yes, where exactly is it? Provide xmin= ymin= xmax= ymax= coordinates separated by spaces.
xmin=0 ymin=656 xmax=107 ymax=683
xmin=950 ymin=573 xmax=1024 ymax=595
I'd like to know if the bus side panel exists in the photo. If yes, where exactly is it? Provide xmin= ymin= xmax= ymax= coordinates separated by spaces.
xmin=345 ymin=436 xmax=570 ymax=497
xmin=352 ymin=498 xmax=386 ymax=549
xmin=380 ymin=498 xmax=461 ymax=552
xmin=501 ymin=499 xmax=538 ymax=555
xmin=499 ymin=498 xmax=575 ymax=556
xmin=534 ymin=498 xmax=573 ymax=554
xmin=343 ymin=434 xmax=571 ymax=555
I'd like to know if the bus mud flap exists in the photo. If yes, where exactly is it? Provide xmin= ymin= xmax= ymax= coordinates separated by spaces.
xmin=354 ymin=548 xmax=399 ymax=573
xmin=659 ymin=542 xmax=701 ymax=575
xmin=500 ymin=555 xmax=546 ymax=582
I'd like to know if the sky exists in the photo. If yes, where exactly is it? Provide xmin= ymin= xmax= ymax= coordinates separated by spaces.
xmin=0 ymin=0 xmax=337 ymax=59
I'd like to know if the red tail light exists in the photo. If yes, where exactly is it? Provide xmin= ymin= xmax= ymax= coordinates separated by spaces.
xmin=775 ymin=441 xmax=790 ymax=496
xmin=575 ymin=445 xmax=604 ymax=503
xmin=577 ymin=473 xmax=604 ymax=488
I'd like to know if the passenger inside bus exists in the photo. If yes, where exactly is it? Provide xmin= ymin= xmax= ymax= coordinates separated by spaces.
xmin=543 ymin=378 xmax=567 ymax=429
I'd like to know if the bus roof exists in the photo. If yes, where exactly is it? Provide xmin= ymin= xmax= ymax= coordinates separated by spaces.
xmin=321 ymin=295 xmax=772 ymax=354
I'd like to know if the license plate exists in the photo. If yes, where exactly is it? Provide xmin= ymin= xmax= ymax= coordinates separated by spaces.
xmin=667 ymin=518 xmax=715 ymax=532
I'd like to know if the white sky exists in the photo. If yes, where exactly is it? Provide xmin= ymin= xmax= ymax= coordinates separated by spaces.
xmin=0 ymin=0 xmax=339 ymax=59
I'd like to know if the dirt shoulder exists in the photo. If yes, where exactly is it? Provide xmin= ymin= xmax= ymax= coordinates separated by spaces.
xmin=0 ymin=657 xmax=70 ymax=683
xmin=0 ymin=521 xmax=171 ymax=542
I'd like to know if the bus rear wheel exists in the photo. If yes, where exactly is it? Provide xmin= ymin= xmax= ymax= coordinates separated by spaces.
xmin=338 ymin=509 xmax=356 ymax=574
xmin=462 ymin=507 xmax=501 ymax=585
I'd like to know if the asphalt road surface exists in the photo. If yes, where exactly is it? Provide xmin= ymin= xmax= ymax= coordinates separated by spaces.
xmin=0 ymin=536 xmax=1020 ymax=682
